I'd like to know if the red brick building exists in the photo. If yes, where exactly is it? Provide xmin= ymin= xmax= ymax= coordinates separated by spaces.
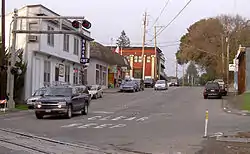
xmin=108 ymin=46 xmax=166 ymax=80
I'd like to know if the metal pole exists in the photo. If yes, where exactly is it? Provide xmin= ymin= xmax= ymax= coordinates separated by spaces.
xmin=221 ymin=35 xmax=224 ymax=79
xmin=226 ymin=37 xmax=230 ymax=87
xmin=1 ymin=0 xmax=5 ymax=99
xmin=154 ymin=26 xmax=157 ymax=80
xmin=7 ymin=9 xmax=18 ymax=109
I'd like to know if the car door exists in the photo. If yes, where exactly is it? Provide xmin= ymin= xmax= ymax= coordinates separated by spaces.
xmin=71 ymin=87 xmax=81 ymax=111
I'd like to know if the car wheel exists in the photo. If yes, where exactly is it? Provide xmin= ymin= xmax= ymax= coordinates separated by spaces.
xmin=204 ymin=96 xmax=208 ymax=99
xmin=218 ymin=95 xmax=222 ymax=99
xmin=82 ymin=104 xmax=88 ymax=115
xmin=35 ymin=112 xmax=43 ymax=119
xmin=66 ymin=105 xmax=72 ymax=119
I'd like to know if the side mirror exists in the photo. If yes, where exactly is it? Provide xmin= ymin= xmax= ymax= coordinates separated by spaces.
xmin=87 ymin=87 xmax=91 ymax=90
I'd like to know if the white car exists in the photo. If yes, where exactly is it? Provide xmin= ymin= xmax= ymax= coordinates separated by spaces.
xmin=154 ymin=80 xmax=168 ymax=90
xmin=88 ymin=85 xmax=103 ymax=99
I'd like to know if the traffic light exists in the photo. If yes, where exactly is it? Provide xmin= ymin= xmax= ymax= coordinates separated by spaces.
xmin=82 ymin=20 xmax=91 ymax=29
xmin=72 ymin=20 xmax=80 ymax=28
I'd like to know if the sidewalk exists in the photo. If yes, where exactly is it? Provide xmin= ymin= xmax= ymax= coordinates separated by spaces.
xmin=222 ymin=92 xmax=250 ymax=116
xmin=103 ymin=88 xmax=120 ymax=94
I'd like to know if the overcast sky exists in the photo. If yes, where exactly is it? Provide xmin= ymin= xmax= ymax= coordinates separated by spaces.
xmin=4 ymin=0 xmax=250 ymax=77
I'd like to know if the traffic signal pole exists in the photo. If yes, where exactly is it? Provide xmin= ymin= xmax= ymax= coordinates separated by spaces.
xmin=7 ymin=9 xmax=91 ymax=109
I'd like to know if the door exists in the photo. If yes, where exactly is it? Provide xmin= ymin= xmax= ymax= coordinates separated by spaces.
xmin=71 ymin=87 xmax=81 ymax=111
xmin=55 ymin=67 xmax=59 ymax=81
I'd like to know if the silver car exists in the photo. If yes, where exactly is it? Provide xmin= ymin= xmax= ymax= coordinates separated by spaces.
xmin=26 ymin=87 xmax=48 ymax=109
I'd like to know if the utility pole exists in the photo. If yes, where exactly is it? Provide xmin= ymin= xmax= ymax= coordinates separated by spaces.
xmin=226 ymin=37 xmax=230 ymax=87
xmin=1 ymin=0 xmax=6 ymax=99
xmin=6 ymin=9 xmax=18 ymax=109
xmin=141 ymin=11 xmax=147 ymax=80
xmin=182 ymin=64 xmax=185 ymax=86
xmin=175 ymin=60 xmax=178 ymax=79
xmin=154 ymin=26 xmax=157 ymax=80
xmin=221 ymin=35 xmax=224 ymax=79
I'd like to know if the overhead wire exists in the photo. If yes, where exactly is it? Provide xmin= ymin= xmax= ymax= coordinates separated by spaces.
xmin=149 ymin=0 xmax=171 ymax=30
xmin=150 ymin=0 xmax=193 ymax=41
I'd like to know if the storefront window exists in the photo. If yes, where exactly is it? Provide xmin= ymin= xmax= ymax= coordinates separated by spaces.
xmin=134 ymin=56 xmax=138 ymax=62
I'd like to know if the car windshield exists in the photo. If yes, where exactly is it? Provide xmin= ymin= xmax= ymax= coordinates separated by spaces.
xmin=33 ymin=89 xmax=47 ymax=96
xmin=124 ymin=81 xmax=134 ymax=85
xmin=44 ymin=87 xmax=72 ymax=97
xmin=156 ymin=80 xmax=165 ymax=84
xmin=206 ymin=83 xmax=219 ymax=89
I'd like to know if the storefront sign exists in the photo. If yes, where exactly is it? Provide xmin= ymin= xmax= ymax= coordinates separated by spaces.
xmin=80 ymin=39 xmax=89 ymax=64
xmin=59 ymin=64 xmax=64 ymax=77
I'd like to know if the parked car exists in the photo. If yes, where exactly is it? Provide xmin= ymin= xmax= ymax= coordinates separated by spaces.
xmin=88 ymin=85 xmax=103 ymax=99
xmin=144 ymin=78 xmax=154 ymax=88
xmin=154 ymin=80 xmax=168 ymax=90
xmin=203 ymin=81 xmax=222 ymax=99
xmin=120 ymin=80 xmax=138 ymax=92
xmin=214 ymin=79 xmax=227 ymax=96
xmin=133 ymin=78 xmax=144 ymax=91
xmin=34 ymin=85 xmax=90 ymax=119
xmin=26 ymin=87 xmax=48 ymax=109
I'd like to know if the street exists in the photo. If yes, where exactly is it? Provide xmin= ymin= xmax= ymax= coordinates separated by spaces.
xmin=1 ymin=87 xmax=250 ymax=154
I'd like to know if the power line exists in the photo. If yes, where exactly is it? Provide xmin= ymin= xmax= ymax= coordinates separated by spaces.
xmin=149 ymin=0 xmax=171 ymax=30
xmin=151 ymin=0 xmax=192 ymax=41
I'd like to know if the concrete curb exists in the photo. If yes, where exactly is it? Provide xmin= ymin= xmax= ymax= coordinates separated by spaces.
xmin=221 ymin=98 xmax=250 ymax=116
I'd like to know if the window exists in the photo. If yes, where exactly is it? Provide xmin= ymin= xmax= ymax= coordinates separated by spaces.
xmin=103 ymin=72 xmax=106 ymax=85
xmin=96 ymin=70 xmax=100 ymax=84
xmin=73 ymin=68 xmax=78 ymax=84
xmin=63 ymin=34 xmax=69 ymax=52
xmin=47 ymin=26 xmax=54 ymax=46
xmin=138 ymin=56 xmax=142 ymax=62
xmin=73 ymin=38 xmax=79 ymax=55
xmin=96 ymin=64 xmax=100 ymax=69
xmin=147 ymin=56 xmax=151 ymax=63
xmin=134 ymin=56 xmax=138 ymax=62
xmin=44 ymin=60 xmax=51 ymax=84
xmin=79 ymin=70 xmax=83 ymax=85
xmin=65 ymin=65 xmax=70 ymax=83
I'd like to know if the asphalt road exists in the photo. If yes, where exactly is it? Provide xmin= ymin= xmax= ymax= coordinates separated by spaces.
xmin=0 ymin=87 xmax=250 ymax=154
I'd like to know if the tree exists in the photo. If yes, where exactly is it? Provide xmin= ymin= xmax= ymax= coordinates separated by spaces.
xmin=186 ymin=62 xmax=198 ymax=77
xmin=13 ymin=51 xmax=27 ymax=101
xmin=116 ymin=30 xmax=130 ymax=47
xmin=176 ymin=14 xmax=250 ymax=79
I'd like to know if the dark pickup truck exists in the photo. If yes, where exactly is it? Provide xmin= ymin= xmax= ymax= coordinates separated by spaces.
xmin=34 ymin=85 xmax=91 ymax=119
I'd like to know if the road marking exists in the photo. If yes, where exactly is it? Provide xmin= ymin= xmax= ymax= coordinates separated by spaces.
xmin=109 ymin=124 xmax=126 ymax=128
xmin=99 ymin=116 xmax=112 ymax=120
xmin=92 ymin=111 xmax=114 ymax=114
xmin=124 ymin=117 xmax=137 ymax=120
xmin=136 ymin=117 xmax=149 ymax=121
xmin=4 ymin=117 xmax=25 ymax=121
xmin=94 ymin=124 xmax=113 ymax=128
xmin=88 ymin=116 xmax=102 ymax=120
xmin=111 ymin=116 xmax=126 ymax=120
xmin=78 ymin=123 xmax=98 ymax=128
xmin=61 ymin=123 xmax=82 ymax=128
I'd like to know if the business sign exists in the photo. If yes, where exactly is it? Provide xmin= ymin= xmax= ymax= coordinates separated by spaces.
xmin=229 ymin=64 xmax=235 ymax=72
xmin=80 ymin=39 xmax=89 ymax=64
xmin=59 ymin=64 xmax=64 ymax=77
